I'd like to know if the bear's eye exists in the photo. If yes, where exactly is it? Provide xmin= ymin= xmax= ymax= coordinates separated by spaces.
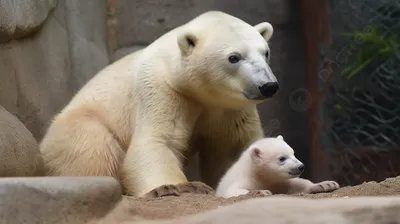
xmin=279 ymin=156 xmax=286 ymax=162
xmin=228 ymin=55 xmax=241 ymax=64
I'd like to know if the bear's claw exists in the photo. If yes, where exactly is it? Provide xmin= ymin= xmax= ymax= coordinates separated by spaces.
xmin=308 ymin=180 xmax=340 ymax=194
xmin=143 ymin=181 xmax=215 ymax=198
xmin=254 ymin=189 xmax=272 ymax=197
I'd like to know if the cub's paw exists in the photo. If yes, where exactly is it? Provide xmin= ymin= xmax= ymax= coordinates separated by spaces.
xmin=308 ymin=181 xmax=340 ymax=194
xmin=254 ymin=190 xmax=272 ymax=197
xmin=143 ymin=181 xmax=215 ymax=199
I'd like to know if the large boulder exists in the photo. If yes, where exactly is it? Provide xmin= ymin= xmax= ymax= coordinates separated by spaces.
xmin=0 ymin=105 xmax=44 ymax=177
xmin=0 ymin=0 xmax=109 ymax=140
xmin=0 ymin=176 xmax=122 ymax=224
xmin=0 ymin=0 xmax=57 ymax=43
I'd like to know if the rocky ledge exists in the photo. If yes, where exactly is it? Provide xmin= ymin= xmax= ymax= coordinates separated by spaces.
xmin=1 ymin=176 xmax=400 ymax=223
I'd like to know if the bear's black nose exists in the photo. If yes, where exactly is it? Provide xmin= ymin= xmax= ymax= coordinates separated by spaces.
xmin=298 ymin=164 xmax=305 ymax=172
xmin=258 ymin=82 xmax=279 ymax=98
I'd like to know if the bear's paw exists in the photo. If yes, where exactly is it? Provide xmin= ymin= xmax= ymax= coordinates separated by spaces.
xmin=254 ymin=189 xmax=273 ymax=197
xmin=142 ymin=181 xmax=215 ymax=198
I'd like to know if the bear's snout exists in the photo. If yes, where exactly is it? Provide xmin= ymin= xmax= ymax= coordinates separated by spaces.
xmin=242 ymin=81 xmax=279 ymax=101
xmin=258 ymin=82 xmax=279 ymax=98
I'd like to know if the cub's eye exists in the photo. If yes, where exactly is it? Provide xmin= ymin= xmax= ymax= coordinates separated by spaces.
xmin=279 ymin=156 xmax=286 ymax=162
xmin=228 ymin=55 xmax=241 ymax=64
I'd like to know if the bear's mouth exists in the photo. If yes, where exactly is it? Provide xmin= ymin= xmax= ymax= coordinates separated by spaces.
xmin=242 ymin=91 xmax=269 ymax=101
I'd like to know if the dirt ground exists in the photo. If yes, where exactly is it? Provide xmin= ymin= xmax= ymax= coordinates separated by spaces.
xmin=122 ymin=176 xmax=400 ymax=220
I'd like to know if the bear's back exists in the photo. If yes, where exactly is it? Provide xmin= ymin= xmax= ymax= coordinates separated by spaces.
xmin=62 ymin=50 xmax=144 ymax=114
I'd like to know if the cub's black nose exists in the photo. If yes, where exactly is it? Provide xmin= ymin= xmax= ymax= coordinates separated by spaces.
xmin=298 ymin=164 xmax=305 ymax=172
xmin=259 ymin=82 xmax=279 ymax=98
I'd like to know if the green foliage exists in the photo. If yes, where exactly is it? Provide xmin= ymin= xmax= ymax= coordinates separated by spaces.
xmin=340 ymin=25 xmax=400 ymax=80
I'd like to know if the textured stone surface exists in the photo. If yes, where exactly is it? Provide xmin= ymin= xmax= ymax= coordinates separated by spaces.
xmin=95 ymin=196 xmax=400 ymax=224
xmin=0 ymin=0 xmax=57 ymax=43
xmin=0 ymin=0 xmax=109 ymax=140
xmin=112 ymin=45 xmax=145 ymax=62
xmin=0 ymin=106 xmax=44 ymax=177
xmin=112 ymin=0 xmax=299 ymax=47
xmin=0 ymin=176 xmax=122 ymax=224
xmin=0 ymin=10 xmax=73 ymax=140
xmin=65 ymin=0 xmax=109 ymax=92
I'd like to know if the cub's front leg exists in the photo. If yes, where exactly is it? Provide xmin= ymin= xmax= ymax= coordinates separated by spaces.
xmin=121 ymin=93 xmax=214 ymax=198
xmin=279 ymin=178 xmax=340 ymax=194
xmin=306 ymin=180 xmax=340 ymax=194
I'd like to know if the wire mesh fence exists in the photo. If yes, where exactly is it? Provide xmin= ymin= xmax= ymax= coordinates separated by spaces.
xmin=319 ymin=0 xmax=400 ymax=186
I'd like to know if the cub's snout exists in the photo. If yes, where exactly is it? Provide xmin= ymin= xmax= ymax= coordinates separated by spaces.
xmin=289 ymin=163 xmax=305 ymax=176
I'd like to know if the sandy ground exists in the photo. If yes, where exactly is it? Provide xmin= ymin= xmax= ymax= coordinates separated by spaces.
xmin=120 ymin=176 xmax=400 ymax=220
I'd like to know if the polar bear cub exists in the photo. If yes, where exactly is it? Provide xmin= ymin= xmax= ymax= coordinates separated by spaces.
xmin=215 ymin=135 xmax=340 ymax=198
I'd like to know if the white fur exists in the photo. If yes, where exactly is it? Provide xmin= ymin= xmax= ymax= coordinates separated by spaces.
xmin=39 ymin=11 xmax=279 ymax=197
xmin=216 ymin=135 xmax=340 ymax=198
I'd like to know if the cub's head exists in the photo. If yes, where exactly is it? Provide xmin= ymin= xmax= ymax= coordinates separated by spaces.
xmin=175 ymin=11 xmax=278 ymax=108
xmin=249 ymin=135 xmax=304 ymax=181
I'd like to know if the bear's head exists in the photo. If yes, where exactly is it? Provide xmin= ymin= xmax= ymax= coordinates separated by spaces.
xmin=175 ymin=11 xmax=278 ymax=109
xmin=249 ymin=135 xmax=305 ymax=181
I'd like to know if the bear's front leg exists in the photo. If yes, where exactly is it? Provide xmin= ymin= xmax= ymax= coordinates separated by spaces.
xmin=121 ymin=93 xmax=214 ymax=197
xmin=122 ymin=126 xmax=215 ymax=198
xmin=199 ymin=107 xmax=265 ymax=188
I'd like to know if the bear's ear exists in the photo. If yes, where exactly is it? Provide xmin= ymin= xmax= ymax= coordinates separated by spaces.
xmin=277 ymin=135 xmax=284 ymax=141
xmin=177 ymin=31 xmax=198 ymax=56
xmin=254 ymin=22 xmax=274 ymax=42
xmin=250 ymin=147 xmax=262 ymax=159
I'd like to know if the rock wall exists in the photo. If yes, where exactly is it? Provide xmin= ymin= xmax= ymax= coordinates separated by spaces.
xmin=107 ymin=0 xmax=300 ymax=60
xmin=0 ymin=0 xmax=109 ymax=140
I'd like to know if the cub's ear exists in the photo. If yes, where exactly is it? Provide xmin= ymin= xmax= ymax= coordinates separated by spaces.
xmin=254 ymin=22 xmax=274 ymax=42
xmin=177 ymin=31 xmax=198 ymax=56
xmin=277 ymin=135 xmax=284 ymax=141
xmin=250 ymin=147 xmax=262 ymax=159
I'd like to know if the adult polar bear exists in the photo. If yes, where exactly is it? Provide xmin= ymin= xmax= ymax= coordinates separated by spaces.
xmin=40 ymin=11 xmax=279 ymax=197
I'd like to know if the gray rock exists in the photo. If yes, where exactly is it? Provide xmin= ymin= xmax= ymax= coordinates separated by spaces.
xmin=0 ymin=176 xmax=122 ymax=224
xmin=65 ymin=0 xmax=110 ymax=92
xmin=0 ymin=0 xmax=110 ymax=140
xmin=0 ymin=105 xmax=44 ymax=177
xmin=111 ymin=0 xmax=300 ymax=47
xmin=0 ymin=0 xmax=58 ymax=43
xmin=112 ymin=45 xmax=146 ymax=62
xmin=0 ymin=13 xmax=74 ymax=140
